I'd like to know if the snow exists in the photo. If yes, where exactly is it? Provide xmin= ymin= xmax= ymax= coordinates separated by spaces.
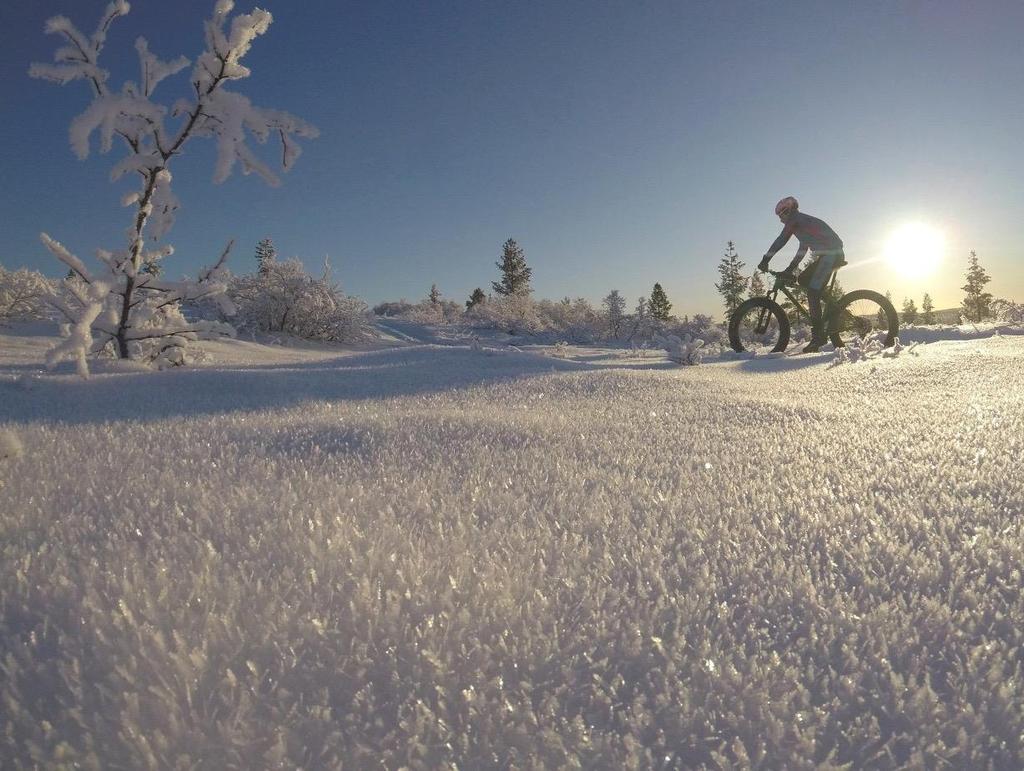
xmin=2 ymin=322 xmax=1023 ymax=766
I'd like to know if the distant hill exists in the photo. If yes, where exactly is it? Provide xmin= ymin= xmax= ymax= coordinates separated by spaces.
xmin=933 ymin=307 xmax=962 ymax=324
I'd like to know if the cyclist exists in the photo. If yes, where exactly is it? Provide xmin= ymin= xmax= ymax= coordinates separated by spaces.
xmin=757 ymin=196 xmax=846 ymax=353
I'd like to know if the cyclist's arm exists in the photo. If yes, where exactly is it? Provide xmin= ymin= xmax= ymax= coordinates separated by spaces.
xmin=787 ymin=243 xmax=808 ymax=272
xmin=762 ymin=224 xmax=795 ymax=264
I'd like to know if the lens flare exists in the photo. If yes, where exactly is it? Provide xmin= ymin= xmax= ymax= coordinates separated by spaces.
xmin=884 ymin=223 xmax=945 ymax=277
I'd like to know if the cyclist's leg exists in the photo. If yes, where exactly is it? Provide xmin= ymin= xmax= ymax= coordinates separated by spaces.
xmin=799 ymin=253 xmax=841 ymax=344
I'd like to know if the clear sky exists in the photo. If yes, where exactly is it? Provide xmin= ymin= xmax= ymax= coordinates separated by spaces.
xmin=1 ymin=0 xmax=1022 ymax=317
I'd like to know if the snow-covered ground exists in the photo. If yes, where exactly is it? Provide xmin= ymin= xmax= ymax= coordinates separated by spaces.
xmin=1 ymin=322 xmax=1023 ymax=767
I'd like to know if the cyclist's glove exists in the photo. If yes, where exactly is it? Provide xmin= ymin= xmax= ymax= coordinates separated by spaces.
xmin=757 ymin=257 xmax=771 ymax=272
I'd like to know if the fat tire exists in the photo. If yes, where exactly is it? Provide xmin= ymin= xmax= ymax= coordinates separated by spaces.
xmin=829 ymin=289 xmax=899 ymax=348
xmin=728 ymin=297 xmax=790 ymax=353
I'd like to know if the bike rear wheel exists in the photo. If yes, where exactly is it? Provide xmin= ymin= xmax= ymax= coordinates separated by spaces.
xmin=829 ymin=290 xmax=899 ymax=348
xmin=728 ymin=297 xmax=790 ymax=353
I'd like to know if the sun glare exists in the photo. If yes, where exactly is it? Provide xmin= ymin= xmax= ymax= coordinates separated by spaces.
xmin=884 ymin=223 xmax=945 ymax=277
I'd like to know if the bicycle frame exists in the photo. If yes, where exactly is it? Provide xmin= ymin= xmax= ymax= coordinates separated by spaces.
xmin=753 ymin=270 xmax=838 ymax=334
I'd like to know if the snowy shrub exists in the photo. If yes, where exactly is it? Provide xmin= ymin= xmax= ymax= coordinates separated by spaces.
xmin=671 ymin=313 xmax=727 ymax=350
xmin=0 ymin=265 xmax=54 ymax=325
xmin=623 ymin=297 xmax=667 ymax=347
xmin=831 ymin=334 xmax=918 ymax=366
xmin=992 ymin=298 xmax=1024 ymax=325
xmin=660 ymin=333 xmax=706 ymax=365
xmin=373 ymin=300 xmax=415 ymax=317
xmin=465 ymin=294 xmax=544 ymax=335
xmin=405 ymin=301 xmax=445 ymax=325
xmin=30 ymin=1 xmax=317 ymax=374
xmin=534 ymin=298 xmax=602 ymax=343
xmin=231 ymin=259 xmax=373 ymax=342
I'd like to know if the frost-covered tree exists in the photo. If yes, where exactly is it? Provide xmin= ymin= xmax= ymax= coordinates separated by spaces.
xmin=961 ymin=251 xmax=993 ymax=323
xmin=0 ymin=264 xmax=54 ymax=325
xmin=465 ymin=294 xmax=541 ymax=335
xmin=492 ymin=238 xmax=532 ymax=297
xmin=714 ymin=241 xmax=747 ymax=317
xmin=255 ymin=237 xmax=277 ymax=275
xmin=465 ymin=288 xmax=486 ymax=310
xmin=230 ymin=258 xmax=371 ymax=341
xmin=626 ymin=295 xmax=658 ymax=345
xmin=921 ymin=293 xmax=935 ymax=324
xmin=648 ymin=283 xmax=672 ymax=321
xmin=748 ymin=271 xmax=766 ymax=299
xmin=602 ymin=289 xmax=626 ymax=338
xmin=30 ymin=1 xmax=318 ymax=374
xmin=428 ymin=284 xmax=441 ymax=306
xmin=992 ymin=298 xmax=1024 ymax=324
xmin=902 ymin=297 xmax=918 ymax=324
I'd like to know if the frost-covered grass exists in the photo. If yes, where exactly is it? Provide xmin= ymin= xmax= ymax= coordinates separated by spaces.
xmin=1 ymin=328 xmax=1023 ymax=768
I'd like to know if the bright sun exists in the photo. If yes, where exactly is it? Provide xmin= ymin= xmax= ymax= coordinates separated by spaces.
xmin=884 ymin=223 xmax=945 ymax=277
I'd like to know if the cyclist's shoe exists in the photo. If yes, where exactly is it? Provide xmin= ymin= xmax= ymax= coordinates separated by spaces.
xmin=800 ymin=331 xmax=828 ymax=354
xmin=777 ymin=270 xmax=798 ymax=285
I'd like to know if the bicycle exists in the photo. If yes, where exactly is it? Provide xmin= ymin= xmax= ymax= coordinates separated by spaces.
xmin=727 ymin=268 xmax=899 ymax=354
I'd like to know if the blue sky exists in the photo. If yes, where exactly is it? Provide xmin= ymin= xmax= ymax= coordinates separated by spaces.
xmin=1 ymin=0 xmax=1022 ymax=316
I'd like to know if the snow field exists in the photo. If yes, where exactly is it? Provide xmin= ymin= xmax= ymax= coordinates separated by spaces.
xmin=1 ymin=336 xmax=1023 ymax=767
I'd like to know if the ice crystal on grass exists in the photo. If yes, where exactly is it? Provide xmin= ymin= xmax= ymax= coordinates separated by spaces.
xmin=831 ymin=334 xmax=919 ymax=367
xmin=0 ymin=430 xmax=22 ymax=460
xmin=1 ymin=334 xmax=1024 ymax=767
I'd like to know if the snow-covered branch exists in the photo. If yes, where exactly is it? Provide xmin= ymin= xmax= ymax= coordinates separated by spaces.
xmin=29 ymin=1 xmax=318 ymax=373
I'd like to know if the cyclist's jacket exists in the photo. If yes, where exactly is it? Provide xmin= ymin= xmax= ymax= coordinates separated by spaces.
xmin=765 ymin=211 xmax=844 ymax=261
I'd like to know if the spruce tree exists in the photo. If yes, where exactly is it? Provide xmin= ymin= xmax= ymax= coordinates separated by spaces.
xmin=256 ymin=238 xmax=277 ymax=276
xmin=466 ymin=288 xmax=486 ymax=310
xmin=428 ymin=283 xmax=441 ymax=306
xmin=648 ymin=283 xmax=672 ymax=321
xmin=748 ymin=271 xmax=766 ymax=299
xmin=714 ymin=241 xmax=748 ymax=317
xmin=492 ymin=238 xmax=532 ymax=296
xmin=921 ymin=293 xmax=935 ymax=324
xmin=961 ymin=250 xmax=993 ymax=322
xmin=902 ymin=297 xmax=918 ymax=324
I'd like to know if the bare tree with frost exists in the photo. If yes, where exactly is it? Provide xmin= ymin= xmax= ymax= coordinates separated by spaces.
xmin=30 ymin=1 xmax=318 ymax=374
xmin=0 ymin=264 xmax=55 ymax=325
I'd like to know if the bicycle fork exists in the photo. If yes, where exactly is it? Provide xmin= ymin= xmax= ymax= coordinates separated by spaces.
xmin=755 ymin=290 xmax=781 ymax=335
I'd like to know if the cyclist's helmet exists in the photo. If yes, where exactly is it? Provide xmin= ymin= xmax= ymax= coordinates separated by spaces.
xmin=775 ymin=196 xmax=799 ymax=220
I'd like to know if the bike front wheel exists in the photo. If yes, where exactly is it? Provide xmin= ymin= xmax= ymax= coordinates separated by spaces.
xmin=829 ymin=290 xmax=899 ymax=348
xmin=728 ymin=297 xmax=791 ymax=353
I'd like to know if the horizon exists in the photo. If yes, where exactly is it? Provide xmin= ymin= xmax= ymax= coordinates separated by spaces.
xmin=1 ymin=0 xmax=1021 ymax=318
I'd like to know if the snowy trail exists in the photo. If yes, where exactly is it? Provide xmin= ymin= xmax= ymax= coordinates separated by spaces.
xmin=1 ymin=332 xmax=1023 ymax=767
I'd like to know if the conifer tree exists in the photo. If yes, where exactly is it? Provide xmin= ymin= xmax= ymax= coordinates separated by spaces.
xmin=428 ymin=284 xmax=441 ymax=306
xmin=492 ymin=238 xmax=532 ymax=296
xmin=902 ymin=297 xmax=918 ymax=324
xmin=648 ymin=283 xmax=672 ymax=321
xmin=748 ymin=271 xmax=766 ymax=299
xmin=256 ymin=238 xmax=277 ymax=275
xmin=961 ymin=250 xmax=993 ymax=322
xmin=921 ymin=293 xmax=935 ymax=324
xmin=714 ymin=241 xmax=747 ymax=317
xmin=602 ymin=289 xmax=626 ymax=337
xmin=877 ymin=290 xmax=894 ymax=328
xmin=466 ymin=288 xmax=486 ymax=310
